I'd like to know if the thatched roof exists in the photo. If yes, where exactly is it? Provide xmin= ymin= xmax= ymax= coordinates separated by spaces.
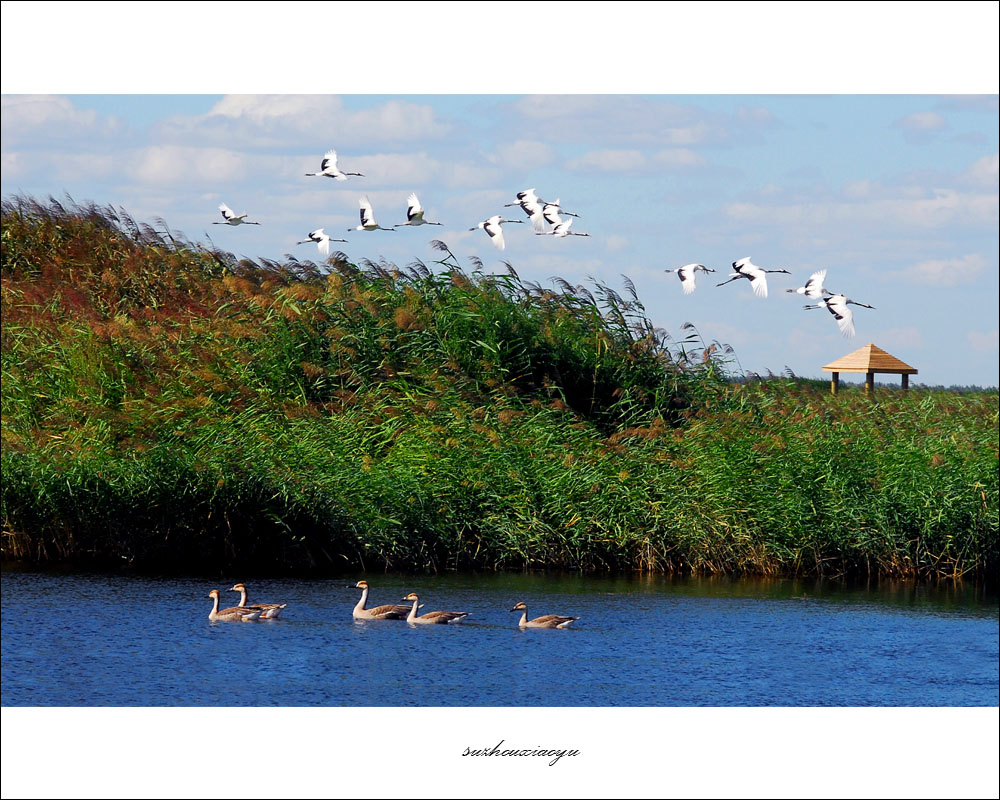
xmin=822 ymin=344 xmax=917 ymax=375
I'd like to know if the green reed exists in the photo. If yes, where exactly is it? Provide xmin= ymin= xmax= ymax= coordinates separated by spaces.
xmin=2 ymin=197 xmax=997 ymax=580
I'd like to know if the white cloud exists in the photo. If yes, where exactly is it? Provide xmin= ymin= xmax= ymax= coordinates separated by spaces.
xmin=2 ymin=95 xmax=95 ymax=128
xmin=155 ymin=94 xmax=450 ymax=148
xmin=652 ymin=148 xmax=707 ymax=168
xmin=4 ymin=144 xmax=290 ymax=188
xmin=209 ymin=95 xmax=318 ymax=121
xmin=967 ymin=329 xmax=999 ymax=354
xmin=441 ymin=161 xmax=503 ymax=190
xmin=660 ymin=122 xmax=715 ymax=146
xmin=512 ymin=95 xmax=756 ymax=147
xmin=492 ymin=139 xmax=555 ymax=171
xmin=962 ymin=153 xmax=999 ymax=187
xmin=514 ymin=95 xmax=606 ymax=120
xmin=566 ymin=149 xmax=646 ymax=172
xmin=724 ymin=186 xmax=997 ymax=231
xmin=735 ymin=106 xmax=779 ymax=127
xmin=1 ymin=94 xmax=121 ymax=145
xmin=348 ymin=152 xmax=439 ymax=186
xmin=351 ymin=100 xmax=449 ymax=141
xmin=253 ymin=188 xmax=360 ymax=218
xmin=843 ymin=180 xmax=873 ymax=198
xmin=605 ymin=234 xmax=629 ymax=252
xmin=126 ymin=146 xmax=249 ymax=185
xmin=886 ymin=254 xmax=987 ymax=287
xmin=1 ymin=151 xmax=26 ymax=178
xmin=0 ymin=149 xmax=118 ymax=183
xmin=566 ymin=147 xmax=706 ymax=173
xmin=442 ymin=189 xmax=510 ymax=214
xmin=63 ymin=154 xmax=117 ymax=181
xmin=895 ymin=111 xmax=947 ymax=131
xmin=565 ymin=147 xmax=707 ymax=172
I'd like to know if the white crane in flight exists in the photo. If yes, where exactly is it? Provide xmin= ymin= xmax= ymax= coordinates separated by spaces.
xmin=665 ymin=263 xmax=715 ymax=295
xmin=542 ymin=199 xmax=579 ymax=227
xmin=504 ymin=188 xmax=546 ymax=231
xmin=716 ymin=257 xmax=791 ymax=298
xmin=305 ymin=149 xmax=364 ymax=181
xmin=350 ymin=196 xmax=395 ymax=232
xmin=786 ymin=269 xmax=828 ymax=299
xmin=469 ymin=215 xmax=523 ymax=250
xmin=214 ymin=203 xmax=260 ymax=226
xmin=296 ymin=228 xmax=346 ymax=256
xmin=535 ymin=218 xmax=590 ymax=238
xmin=394 ymin=193 xmax=442 ymax=227
xmin=804 ymin=293 xmax=875 ymax=338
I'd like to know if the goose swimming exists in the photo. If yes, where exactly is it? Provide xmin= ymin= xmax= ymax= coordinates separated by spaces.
xmin=229 ymin=583 xmax=287 ymax=619
xmin=401 ymin=593 xmax=470 ymax=625
xmin=207 ymin=589 xmax=262 ymax=622
xmin=349 ymin=580 xmax=413 ymax=620
xmin=510 ymin=601 xmax=578 ymax=629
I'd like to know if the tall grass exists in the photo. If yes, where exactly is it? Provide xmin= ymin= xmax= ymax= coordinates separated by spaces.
xmin=2 ymin=197 xmax=997 ymax=580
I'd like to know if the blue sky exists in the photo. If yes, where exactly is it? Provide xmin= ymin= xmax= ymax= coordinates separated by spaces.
xmin=2 ymin=7 xmax=998 ymax=387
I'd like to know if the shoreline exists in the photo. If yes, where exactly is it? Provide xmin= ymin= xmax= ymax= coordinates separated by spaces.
xmin=2 ymin=551 xmax=996 ymax=586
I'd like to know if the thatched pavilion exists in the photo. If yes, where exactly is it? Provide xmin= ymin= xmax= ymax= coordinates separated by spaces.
xmin=822 ymin=344 xmax=918 ymax=396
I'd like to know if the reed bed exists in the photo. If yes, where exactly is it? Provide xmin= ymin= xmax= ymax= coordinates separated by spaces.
xmin=2 ymin=197 xmax=997 ymax=580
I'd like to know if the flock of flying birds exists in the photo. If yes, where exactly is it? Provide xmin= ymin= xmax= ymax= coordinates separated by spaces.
xmin=213 ymin=147 xmax=876 ymax=339
xmin=666 ymin=259 xmax=876 ymax=338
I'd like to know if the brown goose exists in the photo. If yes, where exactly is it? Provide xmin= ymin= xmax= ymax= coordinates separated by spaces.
xmin=229 ymin=583 xmax=287 ymax=619
xmin=349 ymin=580 xmax=413 ymax=620
xmin=401 ymin=592 xmax=470 ymax=625
xmin=207 ymin=589 xmax=262 ymax=622
xmin=510 ymin=601 xmax=579 ymax=629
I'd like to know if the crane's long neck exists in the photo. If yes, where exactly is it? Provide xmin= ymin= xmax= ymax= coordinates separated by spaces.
xmin=237 ymin=588 xmax=249 ymax=608
xmin=407 ymin=598 xmax=420 ymax=622
xmin=354 ymin=586 xmax=369 ymax=614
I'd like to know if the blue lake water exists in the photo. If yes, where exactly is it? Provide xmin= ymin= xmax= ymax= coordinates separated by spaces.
xmin=1 ymin=568 xmax=997 ymax=706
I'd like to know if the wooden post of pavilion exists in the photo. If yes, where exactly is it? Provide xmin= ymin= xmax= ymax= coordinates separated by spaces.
xmin=822 ymin=344 xmax=917 ymax=397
